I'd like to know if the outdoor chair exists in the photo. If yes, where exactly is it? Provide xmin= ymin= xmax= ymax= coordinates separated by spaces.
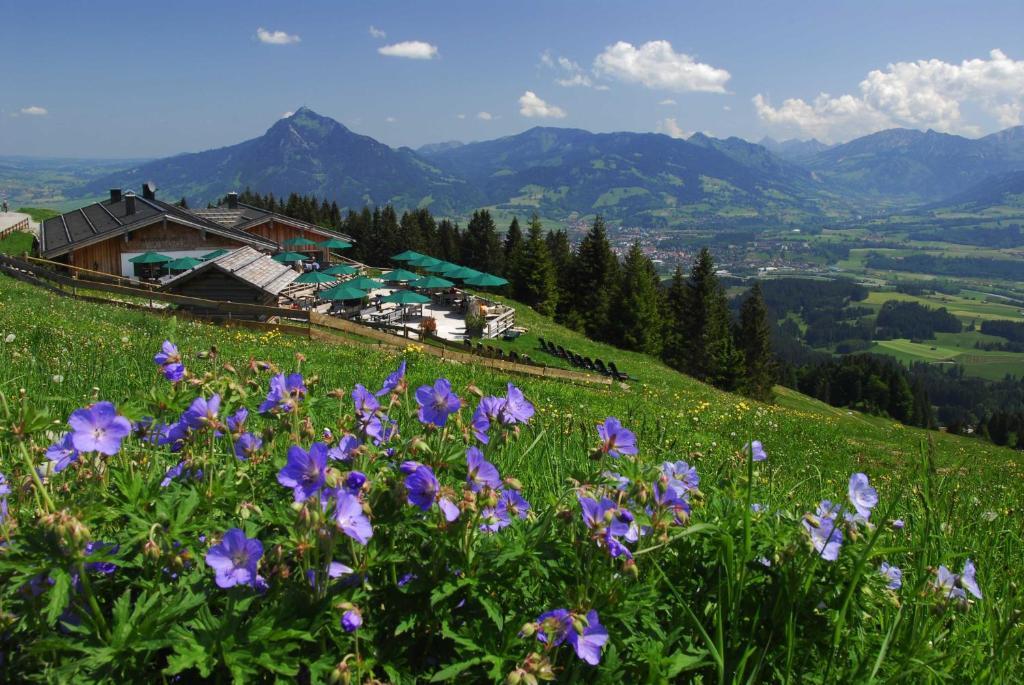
xmin=538 ymin=337 xmax=548 ymax=352
xmin=557 ymin=345 xmax=568 ymax=358
xmin=464 ymin=338 xmax=472 ymax=348
xmin=584 ymin=357 xmax=596 ymax=371
xmin=608 ymin=361 xmax=631 ymax=381
xmin=509 ymin=351 xmax=520 ymax=363
xmin=595 ymin=359 xmax=610 ymax=375
xmin=497 ymin=349 xmax=505 ymax=360
xmin=486 ymin=345 xmax=496 ymax=357
xmin=476 ymin=342 xmax=484 ymax=354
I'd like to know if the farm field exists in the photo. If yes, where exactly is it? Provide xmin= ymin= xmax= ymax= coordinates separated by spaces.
xmin=0 ymin=271 xmax=1022 ymax=681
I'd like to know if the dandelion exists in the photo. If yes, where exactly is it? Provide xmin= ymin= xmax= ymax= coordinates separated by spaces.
xmin=334 ymin=492 xmax=373 ymax=544
xmin=204 ymin=528 xmax=263 ymax=589
xmin=277 ymin=443 xmax=328 ymax=502
xmin=68 ymin=401 xmax=132 ymax=455
xmin=879 ymin=562 xmax=902 ymax=590
xmin=45 ymin=433 xmax=80 ymax=472
xmin=848 ymin=473 xmax=878 ymax=519
xmin=596 ymin=417 xmax=637 ymax=458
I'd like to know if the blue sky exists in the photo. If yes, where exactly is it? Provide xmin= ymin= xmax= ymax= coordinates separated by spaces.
xmin=3 ymin=0 xmax=1024 ymax=157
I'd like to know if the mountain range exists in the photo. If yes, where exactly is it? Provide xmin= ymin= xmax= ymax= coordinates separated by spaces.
xmin=79 ymin=107 xmax=1024 ymax=227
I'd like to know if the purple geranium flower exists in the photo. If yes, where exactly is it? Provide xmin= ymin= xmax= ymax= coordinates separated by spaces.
xmin=158 ymin=420 xmax=190 ymax=453
xmin=471 ymin=396 xmax=504 ymax=444
xmin=500 ymin=383 xmax=534 ymax=424
xmin=802 ymin=502 xmax=843 ymax=561
xmin=83 ymin=541 xmax=120 ymax=575
xmin=0 ymin=472 xmax=9 ymax=524
xmin=960 ymin=559 xmax=982 ymax=599
xmin=335 ymin=492 xmax=373 ymax=544
xmin=205 ymin=528 xmax=263 ymax=589
xmin=342 ymin=608 xmax=363 ymax=632
xmin=466 ymin=446 xmax=501 ymax=491
xmin=154 ymin=340 xmax=185 ymax=382
xmin=46 ymin=433 xmax=80 ymax=473
xmin=226 ymin=407 xmax=248 ymax=434
xmin=181 ymin=394 xmax=221 ymax=431
xmin=415 ymin=379 xmax=461 ymax=427
xmin=277 ymin=443 xmax=328 ymax=502
xmin=328 ymin=433 xmax=362 ymax=462
xmin=745 ymin=440 xmax=767 ymax=462
xmin=535 ymin=609 xmax=607 ymax=666
xmin=234 ymin=433 xmax=262 ymax=461
xmin=258 ymin=373 xmax=306 ymax=415
xmin=404 ymin=463 xmax=459 ymax=521
xmin=343 ymin=470 xmax=367 ymax=495
xmin=848 ymin=472 xmax=878 ymax=519
xmin=661 ymin=460 xmax=699 ymax=492
xmin=375 ymin=360 xmax=407 ymax=397
xmin=597 ymin=417 xmax=637 ymax=458
xmin=161 ymin=460 xmax=202 ymax=487
xmin=880 ymin=562 xmax=902 ymax=590
xmin=352 ymin=384 xmax=380 ymax=416
xmin=68 ymin=401 xmax=132 ymax=456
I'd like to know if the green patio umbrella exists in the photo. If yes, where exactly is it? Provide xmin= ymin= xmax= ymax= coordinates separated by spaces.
xmin=427 ymin=261 xmax=460 ymax=274
xmin=406 ymin=254 xmax=442 ymax=269
xmin=165 ymin=257 xmax=204 ymax=271
xmin=462 ymin=272 xmax=509 ymax=287
xmin=273 ymin=251 xmax=307 ymax=263
xmin=322 ymin=264 xmax=358 ymax=276
xmin=294 ymin=271 xmax=336 ymax=286
xmin=283 ymin=237 xmax=318 ymax=247
xmin=391 ymin=250 xmax=424 ymax=262
xmin=319 ymin=238 xmax=352 ymax=249
xmin=444 ymin=266 xmax=482 ymax=280
xmin=381 ymin=290 xmax=431 ymax=305
xmin=200 ymin=248 xmax=229 ymax=261
xmin=380 ymin=268 xmax=420 ymax=282
xmin=128 ymin=251 xmax=171 ymax=264
xmin=346 ymin=275 xmax=384 ymax=290
xmin=320 ymin=284 xmax=368 ymax=301
xmin=409 ymin=275 xmax=454 ymax=289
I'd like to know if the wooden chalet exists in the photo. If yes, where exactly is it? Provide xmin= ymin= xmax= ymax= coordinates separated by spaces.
xmin=40 ymin=186 xmax=277 ymax=278
xmin=161 ymin=246 xmax=299 ymax=310
xmin=190 ymin=193 xmax=353 ymax=263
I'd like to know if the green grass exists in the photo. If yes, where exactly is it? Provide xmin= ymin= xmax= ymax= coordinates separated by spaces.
xmin=0 ymin=231 xmax=34 ymax=255
xmin=16 ymin=207 xmax=59 ymax=223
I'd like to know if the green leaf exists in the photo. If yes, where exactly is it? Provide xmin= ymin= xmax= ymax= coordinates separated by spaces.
xmin=429 ymin=657 xmax=483 ymax=682
xmin=45 ymin=570 xmax=71 ymax=625
xmin=477 ymin=594 xmax=504 ymax=631
xmin=394 ymin=614 xmax=417 ymax=636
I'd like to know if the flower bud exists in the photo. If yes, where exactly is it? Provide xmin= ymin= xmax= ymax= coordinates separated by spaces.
xmin=506 ymin=671 xmax=523 ymax=685
xmin=143 ymin=539 xmax=162 ymax=561
xmin=504 ymin=477 xmax=523 ymax=491
xmin=518 ymin=622 xmax=537 ymax=637
xmin=623 ymin=558 xmax=639 ymax=578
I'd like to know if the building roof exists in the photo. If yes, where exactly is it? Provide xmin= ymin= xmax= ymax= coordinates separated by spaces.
xmin=161 ymin=246 xmax=299 ymax=298
xmin=189 ymin=201 xmax=353 ymax=242
xmin=40 ymin=194 xmax=278 ymax=259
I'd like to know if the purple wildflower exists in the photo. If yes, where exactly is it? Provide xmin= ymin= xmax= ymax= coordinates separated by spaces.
xmin=204 ymin=528 xmax=263 ymax=589
xmin=466 ymin=446 xmax=501 ymax=491
xmin=46 ymin=433 xmax=80 ymax=473
xmin=802 ymin=502 xmax=843 ymax=561
xmin=161 ymin=460 xmax=202 ymax=487
xmin=0 ymin=472 xmax=9 ymax=524
xmin=415 ymin=378 xmax=461 ymax=427
xmin=500 ymin=383 xmax=534 ymax=424
xmin=404 ymin=463 xmax=459 ymax=521
xmin=334 ymin=492 xmax=373 ymax=545
xmin=342 ymin=608 xmax=363 ymax=633
xmin=535 ymin=609 xmax=607 ymax=666
xmin=596 ymin=417 xmax=637 ymax=458
xmin=68 ymin=401 xmax=132 ymax=456
xmin=745 ymin=440 xmax=767 ymax=462
xmin=848 ymin=472 xmax=878 ymax=519
xmin=226 ymin=407 xmax=248 ymax=434
xmin=892 ymin=519 xmax=906 ymax=530
xmin=375 ymin=360 xmax=407 ymax=397
xmin=471 ymin=395 xmax=504 ymax=444
xmin=880 ymin=562 xmax=902 ymax=590
xmin=154 ymin=340 xmax=185 ymax=382
xmin=277 ymin=443 xmax=328 ymax=502
xmin=258 ymin=373 xmax=306 ymax=415
xmin=83 ymin=541 xmax=119 ymax=575
xmin=343 ymin=471 xmax=367 ymax=495
xmin=181 ymin=394 xmax=221 ymax=431
xmin=960 ymin=559 xmax=982 ymax=599
xmin=661 ymin=460 xmax=699 ymax=492
xmin=328 ymin=434 xmax=362 ymax=462
xmin=233 ymin=433 xmax=262 ymax=461
xmin=352 ymin=384 xmax=380 ymax=416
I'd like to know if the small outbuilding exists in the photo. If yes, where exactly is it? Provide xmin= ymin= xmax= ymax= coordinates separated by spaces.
xmin=161 ymin=246 xmax=299 ymax=310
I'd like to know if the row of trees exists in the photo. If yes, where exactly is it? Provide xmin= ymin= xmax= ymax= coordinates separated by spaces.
xmin=227 ymin=190 xmax=776 ymax=402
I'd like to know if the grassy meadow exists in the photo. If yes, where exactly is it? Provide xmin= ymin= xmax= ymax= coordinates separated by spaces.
xmin=0 ymin=271 xmax=1023 ymax=681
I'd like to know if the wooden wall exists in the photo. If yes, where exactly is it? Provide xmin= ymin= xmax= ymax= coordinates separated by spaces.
xmin=166 ymin=271 xmax=274 ymax=307
xmin=245 ymin=219 xmax=330 ymax=260
xmin=67 ymin=220 xmax=247 ymax=276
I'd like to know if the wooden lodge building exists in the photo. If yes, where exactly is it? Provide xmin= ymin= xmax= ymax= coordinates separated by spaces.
xmin=162 ymin=246 xmax=299 ymax=308
xmin=40 ymin=187 xmax=353 ymax=279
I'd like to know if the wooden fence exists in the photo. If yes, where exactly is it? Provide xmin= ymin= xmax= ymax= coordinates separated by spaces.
xmin=0 ymin=254 xmax=612 ymax=386
xmin=0 ymin=216 xmax=30 ymax=241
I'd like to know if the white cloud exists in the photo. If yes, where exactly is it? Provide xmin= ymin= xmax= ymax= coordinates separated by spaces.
xmin=477 ymin=111 xmax=493 ymax=121
xmin=378 ymin=41 xmax=438 ymax=60
xmin=659 ymin=98 xmax=676 ymax=106
xmin=518 ymin=91 xmax=566 ymax=119
xmin=540 ymin=50 xmax=602 ymax=89
xmin=456 ymin=113 xmax=466 ymax=119
xmin=281 ymin=111 xmax=294 ymax=119
xmin=754 ymin=49 xmax=1024 ymax=142
xmin=256 ymin=27 xmax=300 ymax=45
xmin=723 ymin=105 xmax=732 ymax=111
xmin=369 ymin=25 xmax=386 ymax=39
xmin=594 ymin=40 xmax=730 ymax=93
xmin=657 ymin=117 xmax=690 ymax=139
xmin=19 ymin=106 xmax=47 ymax=116
xmin=385 ymin=116 xmax=397 ymax=123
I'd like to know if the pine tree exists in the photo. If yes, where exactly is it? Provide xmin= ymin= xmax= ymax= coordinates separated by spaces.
xmin=503 ymin=217 xmax=524 ymax=278
xmin=437 ymin=219 xmax=462 ymax=263
xmin=545 ymin=229 xmax=574 ymax=323
xmin=513 ymin=214 xmax=558 ymax=315
xmin=661 ymin=266 xmax=688 ymax=370
xmin=571 ymin=217 xmax=619 ymax=340
xmin=611 ymin=241 xmax=664 ymax=354
xmin=680 ymin=248 xmax=742 ymax=389
xmin=737 ymin=282 xmax=776 ymax=401
xmin=463 ymin=210 xmax=503 ymax=274
xmin=177 ymin=196 xmax=188 ymax=209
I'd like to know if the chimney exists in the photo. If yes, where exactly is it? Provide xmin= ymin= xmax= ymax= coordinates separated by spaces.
xmin=125 ymin=191 xmax=136 ymax=216
xmin=227 ymin=192 xmax=239 ymax=209
xmin=110 ymin=188 xmax=122 ymax=203
xmin=142 ymin=182 xmax=157 ymax=201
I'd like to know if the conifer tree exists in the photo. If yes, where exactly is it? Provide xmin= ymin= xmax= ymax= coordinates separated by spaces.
xmin=681 ymin=248 xmax=742 ymax=389
xmin=463 ymin=210 xmax=503 ymax=274
xmin=737 ymin=282 xmax=776 ymax=401
xmin=503 ymin=216 xmax=524 ymax=279
xmin=662 ymin=266 xmax=688 ymax=370
xmin=437 ymin=219 xmax=462 ymax=263
xmin=513 ymin=214 xmax=558 ymax=316
xmin=612 ymin=241 xmax=664 ymax=354
xmin=571 ymin=216 xmax=619 ymax=340
xmin=545 ymin=229 xmax=574 ymax=323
